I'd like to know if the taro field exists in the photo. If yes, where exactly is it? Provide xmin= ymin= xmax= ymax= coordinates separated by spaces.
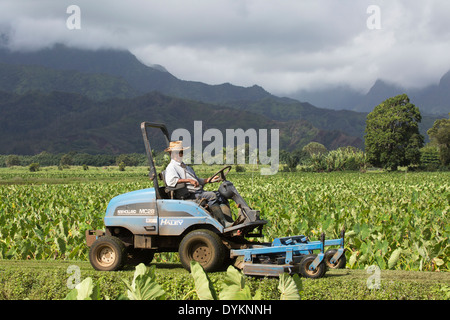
xmin=0 ymin=167 xmax=449 ymax=272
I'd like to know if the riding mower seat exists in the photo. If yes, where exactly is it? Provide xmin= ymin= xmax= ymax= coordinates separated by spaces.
xmin=158 ymin=170 xmax=190 ymax=199
xmin=158 ymin=170 xmax=209 ymax=206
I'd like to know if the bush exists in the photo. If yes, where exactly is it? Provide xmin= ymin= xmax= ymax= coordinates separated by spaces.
xmin=28 ymin=163 xmax=40 ymax=172
xmin=324 ymin=147 xmax=367 ymax=172
xmin=420 ymin=145 xmax=441 ymax=171
xmin=280 ymin=149 xmax=309 ymax=172
xmin=309 ymin=153 xmax=326 ymax=172
xmin=303 ymin=147 xmax=367 ymax=172
xmin=302 ymin=142 xmax=327 ymax=157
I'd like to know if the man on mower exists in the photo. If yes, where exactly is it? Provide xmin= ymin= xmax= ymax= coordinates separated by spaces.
xmin=164 ymin=140 xmax=233 ymax=227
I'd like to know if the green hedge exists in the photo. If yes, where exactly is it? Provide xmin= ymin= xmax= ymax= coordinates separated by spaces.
xmin=0 ymin=261 xmax=448 ymax=300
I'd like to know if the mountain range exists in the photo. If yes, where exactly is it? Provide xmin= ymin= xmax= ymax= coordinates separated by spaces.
xmin=0 ymin=44 xmax=443 ymax=155
xmin=291 ymin=74 xmax=450 ymax=116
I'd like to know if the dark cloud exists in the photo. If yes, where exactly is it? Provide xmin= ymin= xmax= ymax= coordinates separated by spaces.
xmin=1 ymin=0 xmax=449 ymax=95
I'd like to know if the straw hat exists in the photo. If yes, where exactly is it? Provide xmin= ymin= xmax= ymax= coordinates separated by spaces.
xmin=164 ymin=140 xmax=190 ymax=152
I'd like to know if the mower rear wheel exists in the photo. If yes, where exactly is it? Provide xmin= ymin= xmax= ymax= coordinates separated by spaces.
xmin=89 ymin=236 xmax=126 ymax=271
xmin=299 ymin=254 xmax=326 ymax=279
xmin=179 ymin=229 xmax=226 ymax=272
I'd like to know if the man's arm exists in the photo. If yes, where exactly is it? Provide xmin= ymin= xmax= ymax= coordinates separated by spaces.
xmin=189 ymin=168 xmax=217 ymax=186
xmin=166 ymin=164 xmax=200 ymax=188
xmin=177 ymin=178 xmax=199 ymax=187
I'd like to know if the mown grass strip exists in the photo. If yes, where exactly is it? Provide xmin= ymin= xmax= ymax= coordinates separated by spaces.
xmin=0 ymin=260 xmax=448 ymax=300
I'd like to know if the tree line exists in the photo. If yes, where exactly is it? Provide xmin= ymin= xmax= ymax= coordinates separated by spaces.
xmin=0 ymin=152 xmax=149 ymax=169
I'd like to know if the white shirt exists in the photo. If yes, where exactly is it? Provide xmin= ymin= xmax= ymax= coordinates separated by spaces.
xmin=164 ymin=159 xmax=205 ymax=193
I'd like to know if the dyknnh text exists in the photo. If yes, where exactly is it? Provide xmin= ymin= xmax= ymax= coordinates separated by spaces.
xmin=178 ymin=303 xmax=272 ymax=317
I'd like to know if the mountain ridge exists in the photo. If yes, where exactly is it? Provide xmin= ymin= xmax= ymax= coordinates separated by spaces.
xmin=0 ymin=90 xmax=363 ymax=155
xmin=0 ymin=44 xmax=274 ymax=104
xmin=0 ymin=44 xmax=441 ymax=155
xmin=291 ymin=73 xmax=450 ymax=116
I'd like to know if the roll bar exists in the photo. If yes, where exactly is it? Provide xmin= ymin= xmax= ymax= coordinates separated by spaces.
xmin=140 ymin=122 xmax=170 ymax=199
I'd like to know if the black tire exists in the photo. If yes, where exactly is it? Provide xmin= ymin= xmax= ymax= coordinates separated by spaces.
xmin=324 ymin=249 xmax=346 ymax=269
xmin=299 ymin=254 xmax=326 ymax=279
xmin=127 ymin=248 xmax=155 ymax=267
xmin=89 ymin=236 xmax=126 ymax=271
xmin=179 ymin=229 xmax=226 ymax=272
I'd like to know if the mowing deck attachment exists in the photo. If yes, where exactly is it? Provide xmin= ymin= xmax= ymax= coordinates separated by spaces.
xmin=231 ymin=228 xmax=346 ymax=279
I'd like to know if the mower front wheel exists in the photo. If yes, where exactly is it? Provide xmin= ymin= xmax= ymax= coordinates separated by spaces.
xmin=89 ymin=236 xmax=126 ymax=271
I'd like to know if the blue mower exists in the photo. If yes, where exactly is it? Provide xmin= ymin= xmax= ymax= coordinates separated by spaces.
xmin=86 ymin=122 xmax=346 ymax=278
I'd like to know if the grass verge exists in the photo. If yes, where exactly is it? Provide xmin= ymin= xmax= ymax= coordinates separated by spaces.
xmin=0 ymin=260 xmax=448 ymax=300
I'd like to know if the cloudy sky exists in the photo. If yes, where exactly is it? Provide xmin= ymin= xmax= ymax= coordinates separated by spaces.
xmin=1 ymin=0 xmax=450 ymax=96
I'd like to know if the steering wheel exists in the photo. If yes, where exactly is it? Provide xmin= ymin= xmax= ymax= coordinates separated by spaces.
xmin=209 ymin=165 xmax=232 ymax=183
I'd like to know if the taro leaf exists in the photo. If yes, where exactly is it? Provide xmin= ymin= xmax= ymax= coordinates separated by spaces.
xmin=353 ymin=223 xmax=361 ymax=236
xmin=132 ymin=263 xmax=154 ymax=286
xmin=190 ymin=261 xmax=217 ymax=300
xmin=349 ymin=250 xmax=358 ymax=267
xmin=55 ymin=237 xmax=66 ymax=255
xmin=33 ymin=228 xmax=44 ymax=241
xmin=68 ymin=244 xmax=81 ymax=259
xmin=252 ymin=289 xmax=262 ymax=300
xmin=346 ymin=230 xmax=357 ymax=238
xmin=433 ymin=257 xmax=444 ymax=266
xmin=75 ymin=278 xmax=93 ymax=300
xmin=59 ymin=220 xmax=69 ymax=238
xmin=126 ymin=275 xmax=165 ymax=300
xmin=360 ymin=224 xmax=370 ymax=240
xmin=278 ymin=273 xmax=301 ymax=300
xmin=222 ymin=264 xmax=245 ymax=288
xmin=220 ymin=284 xmax=253 ymax=300
xmin=218 ymin=265 xmax=253 ymax=300
xmin=64 ymin=277 xmax=100 ymax=300
xmin=388 ymin=248 xmax=402 ymax=269
xmin=64 ymin=288 xmax=78 ymax=300
xmin=374 ymin=249 xmax=386 ymax=269
xmin=124 ymin=263 xmax=165 ymax=300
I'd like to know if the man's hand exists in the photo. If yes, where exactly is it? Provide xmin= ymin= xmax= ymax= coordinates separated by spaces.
xmin=207 ymin=175 xmax=220 ymax=183
xmin=178 ymin=178 xmax=199 ymax=187
xmin=190 ymin=179 xmax=199 ymax=187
